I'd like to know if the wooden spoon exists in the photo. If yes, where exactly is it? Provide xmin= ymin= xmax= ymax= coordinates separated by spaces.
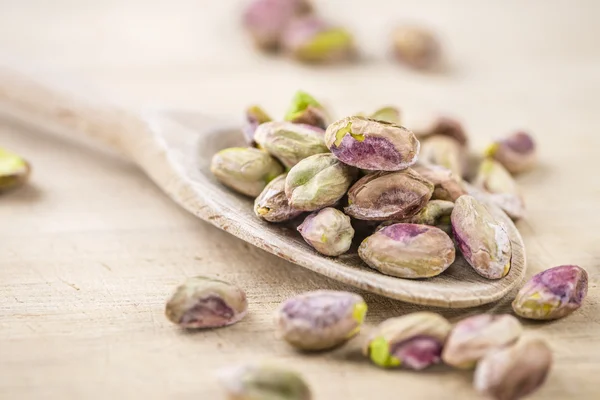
xmin=0 ymin=63 xmax=525 ymax=308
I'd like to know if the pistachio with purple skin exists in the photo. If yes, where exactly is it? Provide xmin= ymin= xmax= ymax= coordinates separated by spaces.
xmin=486 ymin=131 xmax=536 ymax=175
xmin=0 ymin=147 xmax=31 ymax=192
xmin=392 ymin=25 xmax=441 ymax=70
xmin=243 ymin=105 xmax=272 ymax=145
xmin=165 ymin=276 xmax=248 ymax=329
xmin=512 ymin=265 xmax=588 ymax=320
xmin=281 ymin=15 xmax=355 ymax=63
xmin=364 ymin=312 xmax=452 ymax=370
xmin=474 ymin=338 xmax=552 ymax=400
xmin=345 ymin=169 xmax=433 ymax=221
xmin=211 ymin=147 xmax=284 ymax=197
xmin=451 ymin=195 xmax=512 ymax=280
xmin=412 ymin=164 xmax=467 ymax=202
xmin=242 ymin=0 xmax=312 ymax=51
xmin=359 ymin=223 xmax=455 ymax=278
xmin=325 ymin=116 xmax=420 ymax=171
xmin=285 ymin=153 xmax=357 ymax=211
xmin=255 ymin=174 xmax=303 ymax=222
xmin=254 ymin=121 xmax=328 ymax=168
xmin=473 ymin=159 xmax=525 ymax=220
xmin=284 ymin=91 xmax=327 ymax=129
xmin=419 ymin=135 xmax=466 ymax=178
xmin=442 ymin=314 xmax=523 ymax=369
xmin=276 ymin=290 xmax=367 ymax=351
xmin=417 ymin=116 xmax=468 ymax=146
xmin=297 ymin=207 xmax=354 ymax=256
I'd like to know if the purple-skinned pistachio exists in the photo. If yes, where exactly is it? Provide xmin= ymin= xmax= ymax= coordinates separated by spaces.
xmin=345 ymin=169 xmax=433 ymax=221
xmin=474 ymin=338 xmax=552 ymax=400
xmin=325 ymin=116 xmax=420 ymax=171
xmin=412 ymin=164 xmax=467 ymax=202
xmin=364 ymin=312 xmax=452 ymax=370
xmin=419 ymin=135 xmax=466 ymax=178
xmin=276 ymin=290 xmax=367 ymax=351
xmin=297 ymin=207 xmax=354 ymax=256
xmin=451 ymin=195 xmax=512 ymax=280
xmin=485 ymin=131 xmax=537 ymax=175
xmin=284 ymin=91 xmax=328 ymax=129
xmin=281 ymin=15 xmax=355 ymax=63
xmin=417 ymin=116 xmax=468 ymax=146
xmin=243 ymin=105 xmax=272 ymax=145
xmin=442 ymin=314 xmax=523 ymax=369
xmin=165 ymin=276 xmax=248 ymax=329
xmin=254 ymin=174 xmax=303 ymax=222
xmin=211 ymin=147 xmax=284 ymax=197
xmin=285 ymin=153 xmax=357 ymax=211
xmin=473 ymin=159 xmax=526 ymax=220
xmin=242 ymin=0 xmax=312 ymax=51
xmin=254 ymin=121 xmax=328 ymax=168
xmin=359 ymin=223 xmax=455 ymax=278
xmin=392 ymin=25 xmax=441 ymax=70
xmin=0 ymin=147 xmax=31 ymax=192
xmin=512 ymin=265 xmax=588 ymax=320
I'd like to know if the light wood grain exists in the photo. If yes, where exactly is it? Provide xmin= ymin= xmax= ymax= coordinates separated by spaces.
xmin=1 ymin=1 xmax=599 ymax=399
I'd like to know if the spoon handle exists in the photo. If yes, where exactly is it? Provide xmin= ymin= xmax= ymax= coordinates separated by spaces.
xmin=0 ymin=58 xmax=147 ymax=157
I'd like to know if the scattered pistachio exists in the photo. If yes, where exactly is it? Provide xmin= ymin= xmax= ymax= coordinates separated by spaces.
xmin=218 ymin=363 xmax=312 ymax=400
xmin=359 ymin=223 xmax=455 ymax=278
xmin=211 ymin=147 xmax=284 ymax=197
xmin=369 ymin=106 xmax=401 ymax=124
xmin=412 ymin=164 xmax=467 ymax=202
xmin=417 ymin=117 xmax=468 ymax=146
xmin=345 ymin=169 xmax=433 ymax=221
xmin=276 ymin=290 xmax=367 ymax=351
xmin=419 ymin=135 xmax=465 ymax=178
xmin=284 ymin=91 xmax=328 ymax=129
xmin=243 ymin=105 xmax=272 ymax=145
xmin=451 ymin=195 xmax=512 ymax=280
xmin=297 ymin=207 xmax=354 ymax=256
xmin=473 ymin=159 xmax=526 ymax=220
xmin=442 ymin=314 xmax=523 ymax=369
xmin=254 ymin=122 xmax=328 ymax=168
xmin=242 ymin=0 xmax=312 ymax=51
xmin=165 ymin=276 xmax=248 ymax=329
xmin=325 ymin=116 xmax=420 ymax=171
xmin=474 ymin=338 xmax=552 ymax=400
xmin=364 ymin=312 xmax=451 ymax=370
xmin=285 ymin=153 xmax=357 ymax=211
xmin=392 ymin=25 xmax=441 ymax=70
xmin=255 ymin=174 xmax=303 ymax=222
xmin=512 ymin=265 xmax=588 ymax=320
xmin=486 ymin=131 xmax=537 ymax=175
xmin=281 ymin=15 xmax=355 ymax=63
xmin=0 ymin=147 xmax=31 ymax=192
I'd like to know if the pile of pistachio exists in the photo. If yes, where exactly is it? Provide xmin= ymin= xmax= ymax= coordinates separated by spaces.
xmin=211 ymin=91 xmax=534 ymax=281
xmin=165 ymin=263 xmax=588 ymax=400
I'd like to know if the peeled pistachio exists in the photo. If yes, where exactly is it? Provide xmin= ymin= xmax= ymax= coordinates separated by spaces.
xmin=359 ymin=223 xmax=455 ymax=278
xmin=254 ymin=122 xmax=328 ymax=168
xmin=0 ymin=147 xmax=31 ymax=192
xmin=486 ymin=131 xmax=536 ymax=175
xmin=412 ymin=164 xmax=467 ymax=202
xmin=451 ymin=195 xmax=512 ymax=280
xmin=218 ymin=363 xmax=312 ymax=400
xmin=419 ymin=135 xmax=465 ymax=177
xmin=254 ymin=174 xmax=303 ymax=222
xmin=165 ymin=276 xmax=248 ymax=329
xmin=285 ymin=153 xmax=357 ymax=211
xmin=369 ymin=106 xmax=401 ymax=124
xmin=473 ymin=159 xmax=525 ymax=220
xmin=405 ymin=199 xmax=454 ymax=226
xmin=364 ymin=312 xmax=451 ymax=370
xmin=474 ymin=338 xmax=552 ymax=400
xmin=442 ymin=314 xmax=523 ymax=369
xmin=417 ymin=117 xmax=468 ymax=146
xmin=392 ymin=25 xmax=441 ymax=70
xmin=211 ymin=147 xmax=284 ymax=197
xmin=276 ymin=290 xmax=367 ymax=351
xmin=243 ymin=105 xmax=272 ymax=145
xmin=284 ymin=91 xmax=327 ymax=129
xmin=325 ymin=116 xmax=420 ymax=171
xmin=242 ymin=0 xmax=312 ymax=51
xmin=297 ymin=207 xmax=354 ymax=256
xmin=281 ymin=16 xmax=355 ymax=63
xmin=512 ymin=265 xmax=588 ymax=320
xmin=345 ymin=169 xmax=433 ymax=221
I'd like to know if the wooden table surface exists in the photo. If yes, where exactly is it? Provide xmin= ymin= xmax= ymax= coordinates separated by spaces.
xmin=1 ymin=1 xmax=599 ymax=399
